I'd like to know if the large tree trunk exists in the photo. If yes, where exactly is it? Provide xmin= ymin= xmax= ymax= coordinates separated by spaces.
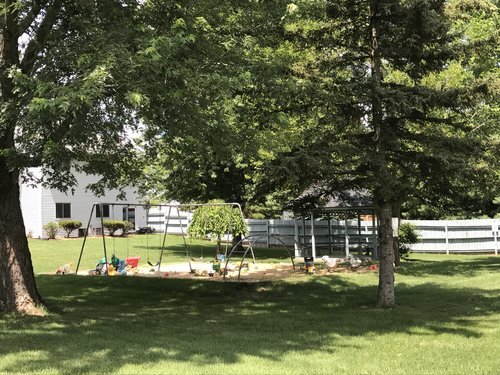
xmin=369 ymin=0 xmax=396 ymax=308
xmin=232 ymin=233 xmax=244 ymax=253
xmin=216 ymin=236 xmax=221 ymax=256
xmin=0 ymin=166 xmax=44 ymax=315
xmin=377 ymin=202 xmax=395 ymax=307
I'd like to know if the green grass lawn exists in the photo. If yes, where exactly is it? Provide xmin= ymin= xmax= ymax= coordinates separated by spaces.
xmin=28 ymin=234 xmax=293 ymax=274
xmin=2 ymin=246 xmax=499 ymax=374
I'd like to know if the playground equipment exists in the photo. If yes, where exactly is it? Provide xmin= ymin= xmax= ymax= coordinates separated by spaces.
xmin=75 ymin=202 xmax=253 ymax=275
xmin=223 ymin=234 xmax=307 ymax=282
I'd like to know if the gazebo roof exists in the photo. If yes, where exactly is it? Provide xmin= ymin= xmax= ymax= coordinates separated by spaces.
xmin=322 ymin=190 xmax=373 ymax=208
xmin=291 ymin=190 xmax=374 ymax=217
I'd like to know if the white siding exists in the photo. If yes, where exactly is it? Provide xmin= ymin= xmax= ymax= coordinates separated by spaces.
xmin=20 ymin=168 xmax=43 ymax=238
xmin=23 ymin=169 xmax=148 ymax=239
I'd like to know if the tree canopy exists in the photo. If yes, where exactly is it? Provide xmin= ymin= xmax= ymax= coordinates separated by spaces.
xmin=1 ymin=0 xmax=144 ymax=314
xmin=1 ymin=0 xmax=497 ymax=314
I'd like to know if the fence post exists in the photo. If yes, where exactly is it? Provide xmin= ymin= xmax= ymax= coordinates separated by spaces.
xmin=327 ymin=216 xmax=333 ymax=255
xmin=445 ymin=224 xmax=449 ymax=255
xmin=372 ymin=212 xmax=377 ymax=259
xmin=493 ymin=223 xmax=498 ymax=255
xmin=266 ymin=220 xmax=270 ymax=249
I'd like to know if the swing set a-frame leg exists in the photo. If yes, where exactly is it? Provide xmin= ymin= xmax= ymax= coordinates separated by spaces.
xmin=156 ymin=206 xmax=172 ymax=271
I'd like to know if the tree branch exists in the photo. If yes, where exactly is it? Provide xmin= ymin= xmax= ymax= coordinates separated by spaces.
xmin=17 ymin=0 xmax=48 ymax=37
xmin=20 ymin=0 xmax=62 ymax=75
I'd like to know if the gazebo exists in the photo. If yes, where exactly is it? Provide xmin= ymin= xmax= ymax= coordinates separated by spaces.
xmin=292 ymin=191 xmax=378 ymax=259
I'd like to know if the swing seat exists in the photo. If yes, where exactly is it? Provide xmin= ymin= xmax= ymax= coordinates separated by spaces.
xmin=126 ymin=256 xmax=140 ymax=268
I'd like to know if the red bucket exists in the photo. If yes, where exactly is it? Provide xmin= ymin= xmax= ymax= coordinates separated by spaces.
xmin=126 ymin=256 xmax=140 ymax=268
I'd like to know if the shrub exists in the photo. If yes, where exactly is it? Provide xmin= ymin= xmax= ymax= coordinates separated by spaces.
xmin=43 ymin=222 xmax=59 ymax=240
xmin=122 ymin=221 xmax=134 ymax=237
xmin=399 ymin=222 xmax=420 ymax=259
xmin=103 ymin=220 xmax=125 ymax=237
xmin=59 ymin=220 xmax=82 ymax=238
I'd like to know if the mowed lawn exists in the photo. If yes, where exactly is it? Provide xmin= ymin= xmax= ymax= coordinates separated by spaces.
xmin=1 ymin=240 xmax=499 ymax=374
xmin=28 ymin=234 xmax=292 ymax=274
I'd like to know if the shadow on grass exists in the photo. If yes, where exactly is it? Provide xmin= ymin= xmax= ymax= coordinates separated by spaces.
xmin=0 ymin=270 xmax=499 ymax=373
xmin=396 ymin=256 xmax=500 ymax=277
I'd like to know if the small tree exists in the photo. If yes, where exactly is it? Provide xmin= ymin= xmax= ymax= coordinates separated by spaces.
xmin=122 ymin=221 xmax=134 ymax=237
xmin=43 ymin=222 xmax=59 ymax=240
xmin=103 ymin=220 xmax=125 ymax=237
xmin=188 ymin=202 xmax=247 ymax=255
xmin=58 ymin=220 xmax=82 ymax=238
xmin=399 ymin=223 xmax=420 ymax=259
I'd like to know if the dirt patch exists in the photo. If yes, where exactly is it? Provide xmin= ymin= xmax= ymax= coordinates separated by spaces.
xmin=75 ymin=261 xmax=377 ymax=282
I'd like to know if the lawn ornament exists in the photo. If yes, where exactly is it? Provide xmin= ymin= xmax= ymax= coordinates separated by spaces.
xmin=321 ymin=256 xmax=338 ymax=271
xmin=304 ymin=257 xmax=314 ymax=274
xmin=56 ymin=263 xmax=72 ymax=275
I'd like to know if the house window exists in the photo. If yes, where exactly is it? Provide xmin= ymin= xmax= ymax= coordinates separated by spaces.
xmin=122 ymin=207 xmax=136 ymax=225
xmin=96 ymin=204 xmax=110 ymax=218
xmin=56 ymin=203 xmax=71 ymax=218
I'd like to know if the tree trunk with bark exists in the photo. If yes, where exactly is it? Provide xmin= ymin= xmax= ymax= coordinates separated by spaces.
xmin=0 ymin=3 xmax=44 ymax=315
xmin=0 ymin=166 xmax=44 ymax=315
xmin=370 ymin=0 xmax=396 ymax=307
xmin=216 ymin=236 xmax=221 ymax=256
xmin=377 ymin=202 xmax=395 ymax=307
xmin=232 ymin=233 xmax=244 ymax=253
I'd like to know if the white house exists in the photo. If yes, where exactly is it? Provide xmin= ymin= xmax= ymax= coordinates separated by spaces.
xmin=20 ymin=168 xmax=148 ymax=239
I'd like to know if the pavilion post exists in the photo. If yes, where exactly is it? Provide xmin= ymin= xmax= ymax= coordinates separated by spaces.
xmin=344 ymin=212 xmax=349 ymax=257
xmin=302 ymin=216 xmax=307 ymax=255
xmin=327 ymin=215 xmax=333 ymax=255
xmin=311 ymin=212 xmax=316 ymax=259
xmin=357 ymin=212 xmax=362 ymax=251
xmin=294 ymin=217 xmax=300 ymax=257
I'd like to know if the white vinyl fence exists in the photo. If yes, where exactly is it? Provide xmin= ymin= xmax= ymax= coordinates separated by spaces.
xmin=409 ymin=219 xmax=499 ymax=254
xmin=150 ymin=210 xmax=500 ymax=255
xmin=147 ymin=207 xmax=191 ymax=234
xmin=246 ymin=218 xmax=499 ymax=255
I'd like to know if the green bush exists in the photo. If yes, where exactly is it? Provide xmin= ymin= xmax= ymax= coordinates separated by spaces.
xmin=58 ymin=220 xmax=82 ymax=238
xmin=103 ymin=220 xmax=125 ymax=237
xmin=399 ymin=222 xmax=420 ymax=259
xmin=43 ymin=222 xmax=59 ymax=240
xmin=122 ymin=221 xmax=134 ymax=236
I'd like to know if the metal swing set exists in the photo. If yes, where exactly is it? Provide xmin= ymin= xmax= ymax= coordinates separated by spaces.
xmin=75 ymin=202 xmax=255 ymax=275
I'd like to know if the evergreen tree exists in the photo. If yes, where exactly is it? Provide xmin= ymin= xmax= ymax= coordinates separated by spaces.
xmin=258 ymin=0 xmax=498 ymax=306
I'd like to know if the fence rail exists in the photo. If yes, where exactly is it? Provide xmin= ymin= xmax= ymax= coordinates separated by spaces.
xmin=246 ymin=219 xmax=499 ymax=255
xmin=149 ymin=210 xmax=500 ymax=254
